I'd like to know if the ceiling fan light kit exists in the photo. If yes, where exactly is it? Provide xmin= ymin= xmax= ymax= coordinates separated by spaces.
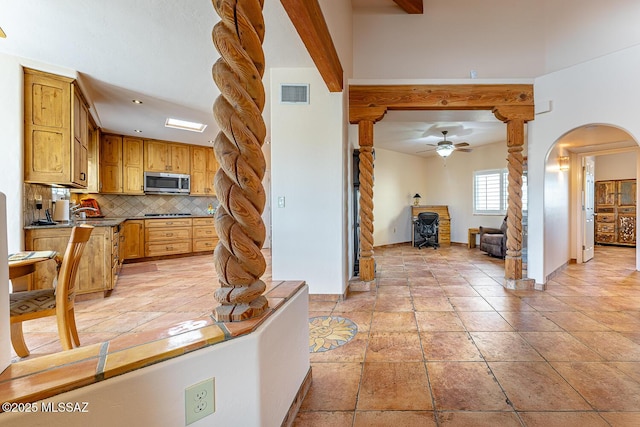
xmin=436 ymin=144 xmax=455 ymax=158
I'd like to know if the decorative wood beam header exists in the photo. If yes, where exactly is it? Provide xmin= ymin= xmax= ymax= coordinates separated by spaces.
xmin=393 ymin=0 xmax=424 ymax=14
xmin=349 ymin=84 xmax=533 ymax=116
xmin=281 ymin=0 xmax=344 ymax=92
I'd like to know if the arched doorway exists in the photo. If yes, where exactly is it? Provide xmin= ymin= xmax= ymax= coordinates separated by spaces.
xmin=544 ymin=124 xmax=639 ymax=275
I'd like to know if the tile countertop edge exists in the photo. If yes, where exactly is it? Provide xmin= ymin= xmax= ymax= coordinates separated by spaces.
xmin=0 ymin=280 xmax=307 ymax=406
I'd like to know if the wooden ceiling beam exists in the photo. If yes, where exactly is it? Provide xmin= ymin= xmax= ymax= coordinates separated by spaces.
xmin=280 ymin=0 xmax=344 ymax=92
xmin=349 ymin=84 xmax=534 ymax=123
xmin=393 ymin=0 xmax=423 ymax=14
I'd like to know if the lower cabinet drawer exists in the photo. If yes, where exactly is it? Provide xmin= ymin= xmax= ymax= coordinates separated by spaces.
xmin=194 ymin=226 xmax=217 ymax=239
xmin=145 ymin=227 xmax=192 ymax=241
xmin=193 ymin=238 xmax=219 ymax=252
xmin=596 ymin=222 xmax=615 ymax=233
xmin=145 ymin=241 xmax=192 ymax=257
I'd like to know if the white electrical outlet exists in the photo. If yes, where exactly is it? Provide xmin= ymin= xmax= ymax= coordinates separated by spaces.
xmin=185 ymin=378 xmax=215 ymax=425
xmin=277 ymin=196 xmax=285 ymax=208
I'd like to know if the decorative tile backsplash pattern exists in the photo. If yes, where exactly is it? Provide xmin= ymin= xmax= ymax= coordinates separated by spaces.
xmin=87 ymin=193 xmax=218 ymax=217
xmin=23 ymin=183 xmax=218 ymax=224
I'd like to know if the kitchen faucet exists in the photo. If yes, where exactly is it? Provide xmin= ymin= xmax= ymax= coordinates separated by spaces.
xmin=70 ymin=205 xmax=98 ymax=220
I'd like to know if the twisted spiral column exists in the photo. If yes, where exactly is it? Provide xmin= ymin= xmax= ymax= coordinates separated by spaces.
xmin=506 ymin=143 xmax=524 ymax=258
xmin=504 ymin=118 xmax=525 ymax=281
xmin=211 ymin=0 xmax=268 ymax=321
xmin=358 ymin=132 xmax=375 ymax=281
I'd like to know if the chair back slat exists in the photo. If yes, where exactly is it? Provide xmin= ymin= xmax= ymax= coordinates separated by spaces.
xmin=55 ymin=225 xmax=93 ymax=308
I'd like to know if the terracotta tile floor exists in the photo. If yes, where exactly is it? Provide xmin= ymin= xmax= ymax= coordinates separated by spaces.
xmin=297 ymin=244 xmax=640 ymax=426
xmin=11 ymin=244 xmax=640 ymax=425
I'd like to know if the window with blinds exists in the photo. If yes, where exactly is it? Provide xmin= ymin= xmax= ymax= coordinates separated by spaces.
xmin=474 ymin=169 xmax=528 ymax=214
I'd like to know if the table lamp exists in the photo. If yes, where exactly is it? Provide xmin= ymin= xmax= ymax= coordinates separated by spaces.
xmin=413 ymin=193 xmax=421 ymax=206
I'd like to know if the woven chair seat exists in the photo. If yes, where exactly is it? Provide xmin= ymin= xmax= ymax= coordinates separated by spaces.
xmin=10 ymin=289 xmax=56 ymax=316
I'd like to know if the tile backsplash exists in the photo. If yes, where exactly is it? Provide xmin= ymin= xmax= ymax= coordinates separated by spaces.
xmin=85 ymin=193 xmax=218 ymax=217
xmin=24 ymin=183 xmax=218 ymax=225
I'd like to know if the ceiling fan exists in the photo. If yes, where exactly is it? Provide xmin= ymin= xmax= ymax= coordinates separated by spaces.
xmin=417 ymin=131 xmax=472 ymax=157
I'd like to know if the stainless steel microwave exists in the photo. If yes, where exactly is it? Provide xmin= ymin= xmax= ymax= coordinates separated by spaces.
xmin=144 ymin=172 xmax=190 ymax=194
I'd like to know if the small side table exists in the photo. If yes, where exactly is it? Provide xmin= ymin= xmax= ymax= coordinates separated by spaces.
xmin=468 ymin=228 xmax=480 ymax=249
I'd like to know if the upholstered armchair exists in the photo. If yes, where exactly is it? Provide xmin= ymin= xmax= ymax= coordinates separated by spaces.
xmin=479 ymin=217 xmax=507 ymax=258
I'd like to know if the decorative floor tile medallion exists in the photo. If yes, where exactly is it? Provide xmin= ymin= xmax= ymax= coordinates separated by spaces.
xmin=308 ymin=316 xmax=358 ymax=353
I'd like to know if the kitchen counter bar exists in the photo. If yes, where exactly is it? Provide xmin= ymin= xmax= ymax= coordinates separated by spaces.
xmin=24 ymin=215 xmax=214 ymax=230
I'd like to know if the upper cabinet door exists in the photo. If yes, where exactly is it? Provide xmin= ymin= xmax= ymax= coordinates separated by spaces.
xmin=618 ymin=180 xmax=637 ymax=206
xmin=170 ymin=143 xmax=191 ymax=174
xmin=123 ymin=137 xmax=144 ymax=194
xmin=144 ymin=140 xmax=170 ymax=172
xmin=24 ymin=69 xmax=72 ymax=185
xmin=24 ymin=68 xmax=90 ymax=188
xmin=100 ymin=134 xmax=123 ymax=193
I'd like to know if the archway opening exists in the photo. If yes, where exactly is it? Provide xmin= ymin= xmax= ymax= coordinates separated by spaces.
xmin=544 ymin=123 xmax=639 ymax=278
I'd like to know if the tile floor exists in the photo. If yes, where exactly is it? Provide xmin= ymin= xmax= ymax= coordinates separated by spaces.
xmin=11 ymin=244 xmax=640 ymax=426
xmin=295 ymin=244 xmax=640 ymax=426
xmin=11 ymin=253 xmax=229 ymax=360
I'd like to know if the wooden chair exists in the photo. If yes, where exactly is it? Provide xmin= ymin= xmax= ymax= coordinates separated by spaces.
xmin=9 ymin=225 xmax=94 ymax=357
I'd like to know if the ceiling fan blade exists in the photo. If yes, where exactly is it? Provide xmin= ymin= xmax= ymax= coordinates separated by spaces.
xmin=416 ymin=148 xmax=434 ymax=153
xmin=454 ymin=142 xmax=469 ymax=147
xmin=457 ymin=148 xmax=473 ymax=153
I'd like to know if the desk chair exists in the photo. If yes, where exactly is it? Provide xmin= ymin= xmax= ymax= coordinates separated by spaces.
xmin=10 ymin=225 xmax=93 ymax=357
xmin=416 ymin=212 xmax=439 ymax=249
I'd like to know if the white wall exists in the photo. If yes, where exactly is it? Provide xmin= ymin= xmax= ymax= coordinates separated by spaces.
xmin=543 ymin=145 xmax=571 ymax=274
xmin=371 ymin=148 xmax=428 ymax=246
xmin=0 ymin=53 xmax=26 ymax=254
xmin=530 ymin=43 xmax=640 ymax=284
xmin=352 ymin=0 xmax=640 ymax=80
xmin=4 ymin=287 xmax=309 ymax=427
xmin=353 ymin=0 xmax=546 ymax=79
xmin=0 ymin=194 xmax=9 ymax=373
xmin=595 ymin=151 xmax=637 ymax=181
xmin=422 ymin=141 xmax=510 ymax=243
xmin=270 ymin=68 xmax=347 ymax=296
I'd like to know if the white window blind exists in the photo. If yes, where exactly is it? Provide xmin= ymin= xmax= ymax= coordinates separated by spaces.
xmin=474 ymin=169 xmax=528 ymax=214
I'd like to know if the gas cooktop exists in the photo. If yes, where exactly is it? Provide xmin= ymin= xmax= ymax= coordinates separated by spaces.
xmin=144 ymin=213 xmax=192 ymax=217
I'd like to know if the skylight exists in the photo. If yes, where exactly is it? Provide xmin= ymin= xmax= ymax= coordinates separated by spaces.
xmin=165 ymin=118 xmax=207 ymax=133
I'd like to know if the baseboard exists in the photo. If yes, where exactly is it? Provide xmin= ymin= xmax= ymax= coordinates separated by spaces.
xmin=281 ymin=367 xmax=313 ymax=427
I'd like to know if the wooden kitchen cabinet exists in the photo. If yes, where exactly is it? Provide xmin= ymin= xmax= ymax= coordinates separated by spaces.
xmin=190 ymin=146 xmax=218 ymax=196
xmin=123 ymin=220 xmax=145 ymax=259
xmin=100 ymin=133 xmax=123 ymax=193
xmin=99 ymin=134 xmax=144 ymax=194
xmin=595 ymin=179 xmax=636 ymax=246
xmin=25 ymin=226 xmax=118 ymax=296
xmin=192 ymin=217 xmax=218 ymax=252
xmin=86 ymin=118 xmax=101 ymax=193
xmin=24 ymin=68 xmax=89 ymax=188
xmin=144 ymin=218 xmax=192 ymax=257
xmin=144 ymin=140 xmax=190 ymax=174
xmin=123 ymin=136 xmax=144 ymax=194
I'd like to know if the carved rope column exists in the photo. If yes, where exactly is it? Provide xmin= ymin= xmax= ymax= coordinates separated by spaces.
xmin=358 ymin=120 xmax=375 ymax=281
xmin=350 ymin=107 xmax=386 ymax=282
xmin=493 ymin=106 xmax=534 ymax=286
xmin=211 ymin=0 xmax=268 ymax=321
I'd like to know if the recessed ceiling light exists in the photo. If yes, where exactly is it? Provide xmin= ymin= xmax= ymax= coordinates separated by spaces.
xmin=134 ymin=129 xmax=142 ymax=133
xmin=132 ymin=99 xmax=143 ymax=104
xmin=165 ymin=118 xmax=207 ymax=133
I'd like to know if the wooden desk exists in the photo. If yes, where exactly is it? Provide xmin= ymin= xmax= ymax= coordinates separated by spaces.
xmin=411 ymin=205 xmax=450 ymax=246
xmin=9 ymin=251 xmax=60 ymax=291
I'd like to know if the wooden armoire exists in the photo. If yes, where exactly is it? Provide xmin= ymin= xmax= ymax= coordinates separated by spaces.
xmin=595 ymin=179 xmax=636 ymax=246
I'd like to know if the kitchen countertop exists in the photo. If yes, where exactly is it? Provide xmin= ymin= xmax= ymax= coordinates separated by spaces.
xmin=24 ymin=215 xmax=214 ymax=230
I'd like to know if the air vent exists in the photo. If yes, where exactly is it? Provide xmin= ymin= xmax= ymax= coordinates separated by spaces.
xmin=280 ymin=84 xmax=309 ymax=104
